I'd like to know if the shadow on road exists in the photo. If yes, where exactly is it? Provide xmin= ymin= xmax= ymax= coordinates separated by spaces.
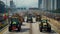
xmin=22 ymin=24 xmax=26 ymax=26
xmin=42 ymin=30 xmax=56 ymax=33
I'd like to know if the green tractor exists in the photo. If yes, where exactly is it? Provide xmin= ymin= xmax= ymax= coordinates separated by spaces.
xmin=39 ymin=19 xmax=51 ymax=32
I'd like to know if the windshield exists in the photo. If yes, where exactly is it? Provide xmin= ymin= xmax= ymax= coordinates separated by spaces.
xmin=41 ymin=20 xmax=48 ymax=23
xmin=11 ymin=18 xmax=19 ymax=24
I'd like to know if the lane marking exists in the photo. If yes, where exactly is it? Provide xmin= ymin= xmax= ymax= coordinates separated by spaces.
xmin=29 ymin=23 xmax=32 ymax=34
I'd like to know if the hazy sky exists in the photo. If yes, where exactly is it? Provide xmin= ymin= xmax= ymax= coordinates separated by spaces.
xmin=1 ymin=0 xmax=38 ymax=8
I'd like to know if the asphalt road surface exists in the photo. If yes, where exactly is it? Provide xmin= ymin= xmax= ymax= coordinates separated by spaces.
xmin=0 ymin=17 xmax=59 ymax=34
xmin=0 ymin=10 xmax=59 ymax=34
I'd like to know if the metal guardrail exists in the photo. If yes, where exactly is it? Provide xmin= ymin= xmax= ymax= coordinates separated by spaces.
xmin=0 ymin=25 xmax=8 ymax=32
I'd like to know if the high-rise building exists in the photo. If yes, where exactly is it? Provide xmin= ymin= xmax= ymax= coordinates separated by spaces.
xmin=41 ymin=0 xmax=48 ymax=10
xmin=41 ymin=0 xmax=58 ymax=10
xmin=57 ymin=0 xmax=60 ymax=9
xmin=47 ymin=0 xmax=52 ymax=10
xmin=54 ymin=0 xmax=57 ymax=10
xmin=50 ymin=0 xmax=60 ymax=10
xmin=50 ymin=0 xmax=57 ymax=10
xmin=10 ymin=0 xmax=16 ymax=8
xmin=10 ymin=0 xmax=14 ymax=8
xmin=10 ymin=0 xmax=16 ymax=11
xmin=38 ymin=0 xmax=42 ymax=9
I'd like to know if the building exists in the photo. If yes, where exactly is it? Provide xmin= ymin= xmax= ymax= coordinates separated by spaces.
xmin=10 ymin=0 xmax=16 ymax=8
xmin=38 ymin=0 xmax=42 ymax=9
xmin=10 ymin=0 xmax=16 ymax=11
xmin=50 ymin=0 xmax=57 ymax=10
xmin=10 ymin=0 xmax=14 ymax=8
xmin=41 ymin=0 xmax=48 ymax=10
xmin=41 ymin=0 xmax=58 ymax=10
xmin=47 ymin=0 xmax=51 ymax=10
xmin=50 ymin=0 xmax=60 ymax=10
xmin=57 ymin=0 xmax=60 ymax=9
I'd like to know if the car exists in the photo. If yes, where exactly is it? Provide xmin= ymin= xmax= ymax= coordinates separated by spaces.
xmin=36 ymin=15 xmax=41 ymax=22
xmin=9 ymin=17 xmax=21 ymax=32
xmin=27 ymin=14 xmax=33 ymax=23
xmin=39 ymin=19 xmax=51 ymax=32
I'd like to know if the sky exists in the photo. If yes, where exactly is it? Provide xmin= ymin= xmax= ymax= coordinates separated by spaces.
xmin=1 ymin=0 xmax=38 ymax=8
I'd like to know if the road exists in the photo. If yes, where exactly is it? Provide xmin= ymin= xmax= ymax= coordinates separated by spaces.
xmin=0 ymin=10 xmax=60 ymax=34
xmin=0 ymin=16 xmax=59 ymax=34
xmin=3 ymin=23 xmax=31 ymax=34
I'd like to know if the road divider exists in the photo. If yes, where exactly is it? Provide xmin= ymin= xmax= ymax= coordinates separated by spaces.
xmin=0 ymin=25 xmax=8 ymax=34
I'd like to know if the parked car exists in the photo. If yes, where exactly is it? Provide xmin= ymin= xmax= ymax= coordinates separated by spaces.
xmin=9 ymin=17 xmax=21 ymax=32
xmin=39 ymin=19 xmax=51 ymax=32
